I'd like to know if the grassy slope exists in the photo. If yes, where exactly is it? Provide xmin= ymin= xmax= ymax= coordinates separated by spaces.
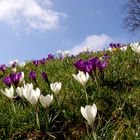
xmin=0 ymin=46 xmax=140 ymax=140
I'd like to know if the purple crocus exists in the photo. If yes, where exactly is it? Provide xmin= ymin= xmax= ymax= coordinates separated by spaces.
xmin=29 ymin=71 xmax=36 ymax=81
xmin=109 ymin=43 xmax=122 ymax=48
xmin=10 ymin=72 xmax=23 ymax=87
xmin=0 ymin=64 xmax=6 ymax=73
xmin=47 ymin=54 xmax=54 ymax=60
xmin=89 ymin=57 xmax=99 ymax=71
xmin=39 ymin=58 xmax=46 ymax=65
xmin=83 ymin=60 xmax=93 ymax=73
xmin=97 ymin=61 xmax=108 ymax=71
xmin=41 ymin=72 xmax=50 ymax=86
xmin=2 ymin=76 xmax=12 ymax=87
xmin=74 ymin=58 xmax=99 ymax=73
xmin=102 ymin=53 xmax=110 ymax=60
xmin=33 ymin=60 xmax=40 ymax=67
xmin=29 ymin=71 xmax=39 ymax=86
xmin=74 ymin=59 xmax=85 ymax=72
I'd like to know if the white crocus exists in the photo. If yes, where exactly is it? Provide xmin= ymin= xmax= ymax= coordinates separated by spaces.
xmin=83 ymin=46 xmax=89 ymax=53
xmin=50 ymin=82 xmax=62 ymax=94
xmin=56 ymin=50 xmax=62 ymax=55
xmin=131 ymin=42 xmax=140 ymax=55
xmin=40 ymin=94 xmax=53 ymax=108
xmin=11 ymin=67 xmax=17 ymax=73
xmin=19 ymin=72 xmax=24 ymax=83
xmin=9 ymin=59 xmax=19 ymax=67
xmin=72 ymin=71 xmax=89 ymax=87
xmin=1 ymin=86 xmax=14 ymax=99
xmin=62 ymin=50 xmax=70 ymax=58
xmin=23 ymin=83 xmax=40 ymax=106
xmin=16 ymin=87 xmax=24 ymax=98
xmin=120 ymin=45 xmax=127 ymax=52
xmin=19 ymin=62 xmax=26 ymax=68
xmin=81 ymin=104 xmax=97 ymax=126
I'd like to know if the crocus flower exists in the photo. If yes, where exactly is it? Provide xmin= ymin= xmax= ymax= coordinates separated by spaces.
xmin=9 ymin=59 xmax=19 ymax=67
xmin=89 ymin=57 xmax=99 ymax=71
xmin=9 ymin=73 xmax=20 ymax=87
xmin=18 ymin=72 xmax=24 ymax=83
xmin=96 ymin=61 xmax=108 ymax=71
xmin=120 ymin=45 xmax=127 ymax=52
xmin=0 ymin=64 xmax=6 ymax=73
xmin=1 ymin=86 xmax=14 ymax=99
xmin=41 ymin=72 xmax=50 ymax=85
xmin=23 ymin=83 xmax=40 ymax=106
xmin=39 ymin=58 xmax=46 ymax=65
xmin=3 ymin=76 xmax=12 ymax=87
xmin=47 ymin=54 xmax=54 ymax=60
xmin=74 ymin=59 xmax=86 ymax=72
xmin=81 ymin=104 xmax=97 ymax=126
xmin=16 ymin=86 xmax=24 ymax=98
xmin=33 ymin=60 xmax=40 ymax=67
xmin=29 ymin=71 xmax=36 ymax=81
xmin=72 ymin=71 xmax=89 ymax=87
xmin=83 ymin=60 xmax=93 ymax=73
xmin=83 ymin=46 xmax=89 ymax=53
xmin=102 ymin=54 xmax=110 ymax=60
xmin=9 ymin=72 xmax=24 ymax=87
xmin=62 ymin=50 xmax=70 ymax=58
xmin=131 ymin=42 xmax=140 ymax=55
xmin=39 ymin=94 xmax=53 ymax=108
xmin=19 ymin=62 xmax=26 ymax=68
xmin=11 ymin=67 xmax=17 ymax=73
xmin=50 ymin=82 xmax=62 ymax=94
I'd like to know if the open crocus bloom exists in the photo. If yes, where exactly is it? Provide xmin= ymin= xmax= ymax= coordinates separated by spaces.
xmin=120 ymin=45 xmax=127 ymax=52
xmin=1 ymin=86 xmax=14 ymax=99
xmin=50 ymin=82 xmax=62 ymax=94
xmin=16 ymin=86 xmax=24 ymax=98
xmin=72 ymin=71 xmax=89 ymax=87
xmin=39 ymin=94 xmax=53 ymax=108
xmin=81 ymin=104 xmax=97 ymax=126
xmin=131 ymin=42 xmax=140 ymax=55
xmin=23 ymin=83 xmax=40 ymax=106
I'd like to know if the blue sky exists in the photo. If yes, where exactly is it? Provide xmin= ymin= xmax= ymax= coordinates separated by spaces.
xmin=0 ymin=0 xmax=139 ymax=64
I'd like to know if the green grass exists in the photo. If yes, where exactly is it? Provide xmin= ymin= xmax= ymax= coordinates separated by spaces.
xmin=0 ymin=46 xmax=140 ymax=140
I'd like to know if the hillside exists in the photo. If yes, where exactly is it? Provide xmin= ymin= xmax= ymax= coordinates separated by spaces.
xmin=0 ymin=43 xmax=140 ymax=140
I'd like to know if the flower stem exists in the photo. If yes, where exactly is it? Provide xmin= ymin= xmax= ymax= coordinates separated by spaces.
xmin=84 ymin=86 xmax=88 ymax=104
xmin=91 ymin=125 xmax=97 ymax=140
xmin=35 ymin=105 xmax=40 ymax=130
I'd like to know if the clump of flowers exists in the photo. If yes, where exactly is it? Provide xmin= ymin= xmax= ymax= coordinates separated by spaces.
xmin=74 ymin=57 xmax=107 ymax=74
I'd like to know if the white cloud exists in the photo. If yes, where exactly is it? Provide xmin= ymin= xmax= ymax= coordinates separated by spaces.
xmin=0 ymin=0 xmax=65 ymax=31
xmin=70 ymin=34 xmax=112 ymax=55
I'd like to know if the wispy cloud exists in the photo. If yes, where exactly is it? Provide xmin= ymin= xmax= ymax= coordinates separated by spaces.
xmin=70 ymin=34 xmax=112 ymax=55
xmin=0 ymin=0 xmax=65 ymax=31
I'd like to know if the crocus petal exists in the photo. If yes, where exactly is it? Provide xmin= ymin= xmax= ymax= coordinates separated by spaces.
xmin=40 ymin=94 xmax=53 ymax=108
xmin=81 ymin=104 xmax=97 ymax=126
xmin=1 ymin=86 xmax=14 ymax=99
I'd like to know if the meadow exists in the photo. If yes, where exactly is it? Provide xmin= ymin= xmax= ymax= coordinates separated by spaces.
xmin=0 ymin=43 xmax=140 ymax=140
